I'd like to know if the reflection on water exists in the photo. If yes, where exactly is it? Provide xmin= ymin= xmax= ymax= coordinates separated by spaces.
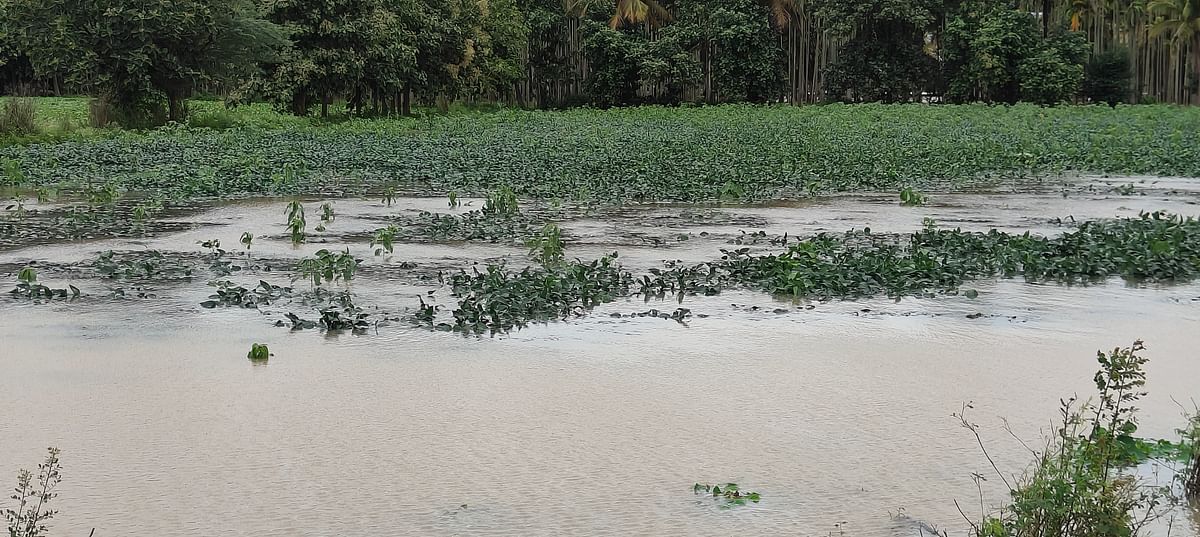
xmin=1 ymin=183 xmax=1199 ymax=537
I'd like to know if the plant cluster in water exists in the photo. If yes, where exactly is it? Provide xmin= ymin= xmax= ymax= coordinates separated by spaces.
xmin=9 ymin=267 xmax=79 ymax=300
xmin=295 ymin=249 xmax=358 ymax=287
xmin=413 ymin=212 xmax=1200 ymax=332
xmin=437 ymin=255 xmax=632 ymax=333
xmin=693 ymin=483 xmax=761 ymax=508
xmin=202 ymin=280 xmax=293 ymax=309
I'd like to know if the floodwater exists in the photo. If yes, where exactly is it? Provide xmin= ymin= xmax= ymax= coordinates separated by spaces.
xmin=2 ymin=177 xmax=1199 ymax=537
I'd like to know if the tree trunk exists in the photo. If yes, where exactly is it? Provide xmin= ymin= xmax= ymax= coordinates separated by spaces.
xmin=402 ymin=89 xmax=412 ymax=116
xmin=167 ymin=91 xmax=186 ymax=123
xmin=321 ymin=93 xmax=330 ymax=117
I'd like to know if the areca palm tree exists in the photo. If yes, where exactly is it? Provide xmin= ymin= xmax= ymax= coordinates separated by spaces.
xmin=560 ymin=0 xmax=671 ymax=29
xmin=1148 ymin=0 xmax=1200 ymax=100
xmin=610 ymin=0 xmax=670 ymax=28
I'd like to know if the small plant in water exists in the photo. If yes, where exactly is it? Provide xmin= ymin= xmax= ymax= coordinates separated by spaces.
xmin=247 ymin=343 xmax=271 ymax=362
xmin=240 ymin=232 xmax=254 ymax=251
xmin=286 ymin=201 xmax=307 ymax=245
xmin=295 ymin=249 xmax=359 ymax=287
xmin=900 ymin=186 xmax=926 ymax=206
xmin=320 ymin=202 xmax=335 ymax=223
xmin=197 ymin=239 xmax=221 ymax=254
xmin=527 ymin=223 xmax=565 ymax=267
xmin=4 ymin=447 xmax=62 ymax=537
xmin=483 ymin=186 xmax=519 ymax=217
xmin=448 ymin=191 xmax=460 ymax=209
xmin=693 ymin=483 xmax=760 ymax=507
xmin=11 ymin=267 xmax=79 ymax=299
xmin=372 ymin=225 xmax=398 ymax=256
xmin=382 ymin=185 xmax=397 ymax=207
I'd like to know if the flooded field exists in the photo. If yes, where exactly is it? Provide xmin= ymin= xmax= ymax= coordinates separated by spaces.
xmin=2 ymin=177 xmax=1199 ymax=537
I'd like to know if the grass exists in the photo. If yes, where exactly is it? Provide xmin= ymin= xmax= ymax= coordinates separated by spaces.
xmin=1 ymin=102 xmax=1198 ymax=202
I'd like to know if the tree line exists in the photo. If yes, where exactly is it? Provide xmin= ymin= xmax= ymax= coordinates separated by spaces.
xmin=0 ymin=0 xmax=1196 ymax=126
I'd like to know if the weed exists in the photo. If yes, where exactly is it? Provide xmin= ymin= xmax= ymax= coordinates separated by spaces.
xmin=4 ymin=447 xmax=62 ymax=537
xmin=483 ymin=186 xmax=519 ymax=217
xmin=10 ymin=268 xmax=79 ymax=299
xmin=295 ymin=249 xmax=358 ymax=287
xmin=900 ymin=186 xmax=927 ymax=206
xmin=381 ymin=185 xmax=397 ymax=207
xmin=693 ymin=483 xmax=761 ymax=508
xmin=320 ymin=202 xmax=334 ymax=223
xmin=448 ymin=191 xmax=460 ymax=208
xmin=957 ymin=341 xmax=1183 ymax=537
xmin=247 ymin=343 xmax=271 ymax=362
xmin=240 ymin=232 xmax=254 ymax=251
xmin=527 ymin=223 xmax=565 ymax=267
xmin=371 ymin=225 xmax=398 ymax=256
xmin=286 ymin=200 xmax=306 ymax=244
xmin=0 ymin=97 xmax=37 ymax=135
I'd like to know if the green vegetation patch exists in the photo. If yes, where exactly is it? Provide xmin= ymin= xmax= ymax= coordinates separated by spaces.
xmin=3 ymin=104 xmax=1199 ymax=202
xmin=431 ymin=212 xmax=1200 ymax=332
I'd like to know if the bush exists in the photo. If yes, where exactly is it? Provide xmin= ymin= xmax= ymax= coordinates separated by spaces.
xmin=188 ymin=109 xmax=242 ymax=130
xmin=0 ymin=97 xmax=37 ymax=134
xmin=1083 ymin=49 xmax=1132 ymax=106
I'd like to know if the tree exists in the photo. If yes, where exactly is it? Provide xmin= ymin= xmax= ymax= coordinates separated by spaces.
xmin=816 ymin=0 xmax=941 ymax=102
xmin=1020 ymin=32 xmax=1088 ymax=104
xmin=4 ymin=0 xmax=286 ymax=125
xmin=1083 ymin=48 xmax=1133 ymax=104
xmin=1149 ymin=0 xmax=1200 ymax=102
xmin=261 ymin=0 xmax=383 ymax=116
xmin=944 ymin=4 xmax=1043 ymax=103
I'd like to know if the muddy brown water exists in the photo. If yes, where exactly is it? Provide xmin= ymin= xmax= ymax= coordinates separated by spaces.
xmin=2 ymin=177 xmax=1199 ymax=537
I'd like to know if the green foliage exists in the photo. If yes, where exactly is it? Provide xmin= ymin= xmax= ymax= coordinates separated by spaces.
xmin=240 ymin=231 xmax=254 ymax=251
xmin=11 ymin=267 xmax=79 ymax=299
xmin=295 ymin=248 xmax=359 ymax=287
xmin=1019 ymin=33 xmax=1088 ymax=106
xmin=371 ymin=225 xmax=399 ymax=255
xmin=3 ymin=0 xmax=287 ymax=125
xmin=962 ymin=341 xmax=1174 ymax=537
xmin=693 ymin=483 xmax=761 ymax=507
xmin=640 ymin=212 xmax=1200 ymax=301
xmin=824 ymin=24 xmax=937 ymax=103
xmin=4 ymin=104 xmax=1200 ymax=202
xmin=581 ymin=22 xmax=643 ymax=107
xmin=483 ymin=186 xmax=519 ymax=217
xmin=1084 ymin=50 xmax=1133 ymax=106
xmin=899 ymin=186 xmax=926 ymax=206
xmin=286 ymin=200 xmax=306 ymax=244
xmin=944 ymin=6 xmax=1086 ymax=105
xmin=527 ymin=222 xmax=565 ymax=267
xmin=247 ymin=343 xmax=270 ymax=362
xmin=17 ymin=266 xmax=35 ymax=284
xmin=446 ymin=255 xmax=631 ymax=333
xmin=4 ymin=447 xmax=62 ymax=537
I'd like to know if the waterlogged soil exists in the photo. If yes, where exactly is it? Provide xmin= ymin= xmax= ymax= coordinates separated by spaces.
xmin=2 ymin=177 xmax=1200 ymax=537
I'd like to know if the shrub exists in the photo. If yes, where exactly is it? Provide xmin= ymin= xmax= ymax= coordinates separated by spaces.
xmin=0 ymin=97 xmax=37 ymax=134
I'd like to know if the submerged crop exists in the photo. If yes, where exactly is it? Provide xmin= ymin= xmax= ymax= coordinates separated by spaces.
xmin=3 ymin=104 xmax=1199 ymax=203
